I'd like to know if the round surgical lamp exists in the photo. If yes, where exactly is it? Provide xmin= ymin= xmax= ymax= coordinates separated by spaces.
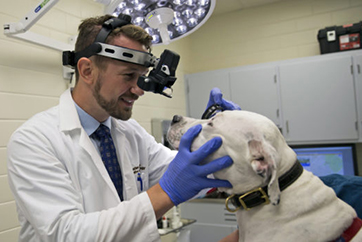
xmin=102 ymin=0 xmax=216 ymax=45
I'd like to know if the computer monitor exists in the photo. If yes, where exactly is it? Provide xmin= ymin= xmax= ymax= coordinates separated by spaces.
xmin=291 ymin=144 xmax=357 ymax=176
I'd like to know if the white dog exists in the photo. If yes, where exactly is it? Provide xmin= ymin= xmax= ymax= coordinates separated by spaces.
xmin=167 ymin=110 xmax=362 ymax=242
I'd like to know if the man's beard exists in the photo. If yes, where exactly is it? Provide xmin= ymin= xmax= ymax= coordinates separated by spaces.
xmin=92 ymin=75 xmax=137 ymax=120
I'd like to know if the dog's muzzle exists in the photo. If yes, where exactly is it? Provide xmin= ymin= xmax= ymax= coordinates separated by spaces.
xmin=171 ymin=115 xmax=182 ymax=125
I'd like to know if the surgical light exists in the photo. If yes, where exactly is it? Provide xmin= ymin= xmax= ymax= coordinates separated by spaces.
xmin=101 ymin=0 xmax=216 ymax=45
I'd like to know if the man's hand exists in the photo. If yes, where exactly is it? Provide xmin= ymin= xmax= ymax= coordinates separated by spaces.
xmin=159 ymin=124 xmax=233 ymax=206
xmin=206 ymin=87 xmax=241 ymax=111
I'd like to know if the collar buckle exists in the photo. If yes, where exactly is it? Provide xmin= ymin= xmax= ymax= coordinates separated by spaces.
xmin=225 ymin=187 xmax=271 ymax=213
xmin=225 ymin=194 xmax=239 ymax=213
xmin=239 ymin=187 xmax=270 ymax=211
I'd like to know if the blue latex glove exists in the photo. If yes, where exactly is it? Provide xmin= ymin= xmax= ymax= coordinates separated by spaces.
xmin=159 ymin=124 xmax=233 ymax=206
xmin=206 ymin=87 xmax=241 ymax=111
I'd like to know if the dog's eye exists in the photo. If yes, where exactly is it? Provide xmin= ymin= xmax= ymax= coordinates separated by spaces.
xmin=207 ymin=122 xmax=213 ymax=127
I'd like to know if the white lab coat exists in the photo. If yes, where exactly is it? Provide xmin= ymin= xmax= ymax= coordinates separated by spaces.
xmin=7 ymin=89 xmax=176 ymax=242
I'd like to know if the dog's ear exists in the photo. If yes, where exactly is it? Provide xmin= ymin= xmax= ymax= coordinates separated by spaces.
xmin=248 ymin=140 xmax=280 ymax=205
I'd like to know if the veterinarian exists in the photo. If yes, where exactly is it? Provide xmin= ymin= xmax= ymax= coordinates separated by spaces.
xmin=6 ymin=14 xmax=237 ymax=242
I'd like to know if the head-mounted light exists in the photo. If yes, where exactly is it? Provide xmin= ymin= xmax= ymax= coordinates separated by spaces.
xmin=62 ymin=13 xmax=180 ymax=98
xmin=63 ymin=43 xmax=158 ymax=68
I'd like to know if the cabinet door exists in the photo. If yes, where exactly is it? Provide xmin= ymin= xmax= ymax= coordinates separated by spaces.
xmin=353 ymin=54 xmax=362 ymax=142
xmin=230 ymin=65 xmax=281 ymax=126
xmin=185 ymin=70 xmax=231 ymax=119
xmin=279 ymin=55 xmax=358 ymax=143
xmin=180 ymin=202 xmax=237 ymax=242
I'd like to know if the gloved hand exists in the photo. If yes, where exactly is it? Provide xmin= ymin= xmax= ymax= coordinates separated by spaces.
xmin=159 ymin=124 xmax=233 ymax=206
xmin=206 ymin=87 xmax=241 ymax=111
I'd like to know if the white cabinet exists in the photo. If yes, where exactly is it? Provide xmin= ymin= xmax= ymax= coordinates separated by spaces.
xmin=185 ymin=69 xmax=231 ymax=119
xmin=180 ymin=200 xmax=237 ymax=242
xmin=185 ymin=50 xmax=362 ymax=144
xmin=279 ymin=55 xmax=358 ymax=143
xmin=229 ymin=64 xmax=281 ymax=127
xmin=353 ymin=54 xmax=362 ymax=142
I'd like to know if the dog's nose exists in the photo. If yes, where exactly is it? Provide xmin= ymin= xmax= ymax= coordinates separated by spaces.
xmin=171 ymin=115 xmax=182 ymax=125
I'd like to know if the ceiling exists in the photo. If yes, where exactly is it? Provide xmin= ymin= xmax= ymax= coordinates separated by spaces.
xmin=212 ymin=0 xmax=286 ymax=15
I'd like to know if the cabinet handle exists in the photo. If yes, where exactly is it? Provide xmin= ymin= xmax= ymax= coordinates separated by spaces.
xmin=276 ymin=109 xmax=279 ymax=118
xmin=358 ymin=64 xmax=361 ymax=74
xmin=286 ymin=120 xmax=289 ymax=133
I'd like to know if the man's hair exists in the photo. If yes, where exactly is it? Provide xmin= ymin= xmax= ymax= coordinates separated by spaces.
xmin=74 ymin=15 xmax=153 ymax=81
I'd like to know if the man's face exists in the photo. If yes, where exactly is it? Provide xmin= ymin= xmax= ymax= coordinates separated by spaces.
xmin=92 ymin=35 xmax=149 ymax=120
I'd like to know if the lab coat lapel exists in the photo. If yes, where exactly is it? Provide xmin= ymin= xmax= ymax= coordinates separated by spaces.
xmin=59 ymin=88 xmax=81 ymax=132
xmin=111 ymin=118 xmax=139 ymax=200
xmin=59 ymin=89 xmax=121 ymax=201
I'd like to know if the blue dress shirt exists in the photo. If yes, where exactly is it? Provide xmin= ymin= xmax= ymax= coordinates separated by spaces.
xmin=74 ymin=102 xmax=112 ymax=155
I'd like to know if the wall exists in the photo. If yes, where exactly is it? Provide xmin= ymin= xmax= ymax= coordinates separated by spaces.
xmin=185 ymin=0 xmax=362 ymax=73
xmin=0 ymin=0 xmax=189 ymax=240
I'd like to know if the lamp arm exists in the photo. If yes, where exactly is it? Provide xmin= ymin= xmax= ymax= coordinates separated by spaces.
xmin=4 ymin=0 xmax=60 ymax=34
xmin=3 ymin=0 xmax=76 ymax=80
xmin=3 ymin=0 xmax=74 ymax=51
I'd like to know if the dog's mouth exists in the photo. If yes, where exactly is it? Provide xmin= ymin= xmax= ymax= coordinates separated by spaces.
xmin=167 ymin=116 xmax=196 ymax=150
xmin=166 ymin=128 xmax=184 ymax=150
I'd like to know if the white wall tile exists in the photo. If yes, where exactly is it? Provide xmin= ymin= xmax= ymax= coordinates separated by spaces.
xmin=0 ymin=0 xmax=31 ymax=19
xmin=0 ymin=93 xmax=59 ymax=120
xmin=312 ymin=0 xmax=350 ymax=14
xmin=350 ymin=0 xmax=362 ymax=7
xmin=296 ymin=13 xmax=332 ymax=31
xmin=331 ymin=5 xmax=362 ymax=24
xmin=0 ymin=65 xmax=67 ymax=96
xmin=0 ymin=175 xmax=14 ymax=203
xmin=0 ymin=148 xmax=7 ymax=175
xmin=261 ymin=20 xmax=298 ymax=38
xmin=132 ymin=105 xmax=186 ymax=124
xmin=56 ymin=0 xmax=84 ymax=17
xmin=0 ymin=38 xmax=62 ymax=75
xmin=274 ymin=0 xmax=313 ymax=21
xmin=298 ymin=43 xmax=321 ymax=58
xmin=0 ymin=202 xmax=19 ymax=231
xmin=38 ymin=8 xmax=68 ymax=34
xmin=279 ymin=29 xmax=317 ymax=48
xmin=0 ymin=121 xmax=24 ymax=147
xmin=0 ymin=227 xmax=20 ymax=242
xmin=80 ymin=0 xmax=105 ymax=19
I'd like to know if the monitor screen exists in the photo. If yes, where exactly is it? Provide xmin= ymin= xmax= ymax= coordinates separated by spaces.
xmin=291 ymin=144 xmax=357 ymax=176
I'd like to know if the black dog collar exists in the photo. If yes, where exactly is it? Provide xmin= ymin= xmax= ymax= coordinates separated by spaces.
xmin=201 ymin=104 xmax=224 ymax=119
xmin=225 ymin=161 xmax=304 ymax=212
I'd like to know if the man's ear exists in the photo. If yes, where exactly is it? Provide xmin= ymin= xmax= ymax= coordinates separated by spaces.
xmin=77 ymin=57 xmax=95 ymax=84
xmin=248 ymin=139 xmax=280 ymax=205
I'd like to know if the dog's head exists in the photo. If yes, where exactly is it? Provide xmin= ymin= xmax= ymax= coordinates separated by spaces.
xmin=167 ymin=110 xmax=297 ymax=205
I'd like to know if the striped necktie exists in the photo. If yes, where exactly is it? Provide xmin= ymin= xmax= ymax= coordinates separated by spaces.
xmin=93 ymin=124 xmax=123 ymax=201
